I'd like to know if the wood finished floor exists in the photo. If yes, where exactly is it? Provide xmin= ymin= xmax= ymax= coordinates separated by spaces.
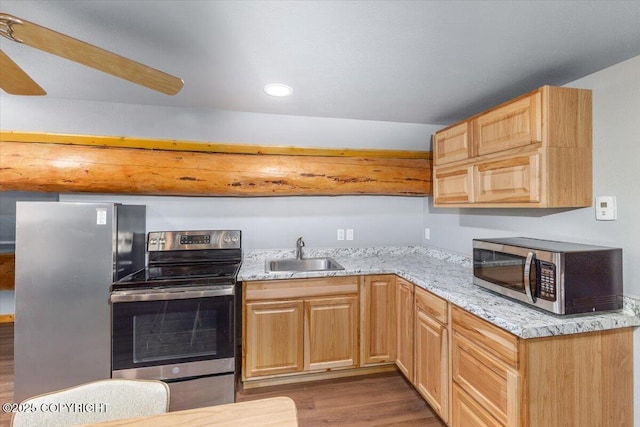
xmin=237 ymin=372 xmax=447 ymax=427
xmin=0 ymin=323 xmax=446 ymax=427
xmin=0 ymin=324 xmax=14 ymax=427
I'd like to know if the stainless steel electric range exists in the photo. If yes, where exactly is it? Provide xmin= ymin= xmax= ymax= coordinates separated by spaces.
xmin=110 ymin=230 xmax=241 ymax=411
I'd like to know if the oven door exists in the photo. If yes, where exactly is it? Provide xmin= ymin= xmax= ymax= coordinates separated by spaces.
xmin=111 ymin=286 xmax=235 ymax=375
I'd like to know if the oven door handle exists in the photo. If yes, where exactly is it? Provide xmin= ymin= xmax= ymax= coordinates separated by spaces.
xmin=524 ymin=252 xmax=537 ymax=304
xmin=110 ymin=286 xmax=234 ymax=303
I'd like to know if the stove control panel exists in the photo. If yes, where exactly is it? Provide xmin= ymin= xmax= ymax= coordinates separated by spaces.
xmin=148 ymin=230 xmax=241 ymax=251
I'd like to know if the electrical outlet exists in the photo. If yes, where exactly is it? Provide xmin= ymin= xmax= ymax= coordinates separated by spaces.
xmin=337 ymin=229 xmax=345 ymax=240
xmin=424 ymin=228 xmax=431 ymax=240
xmin=346 ymin=229 xmax=354 ymax=241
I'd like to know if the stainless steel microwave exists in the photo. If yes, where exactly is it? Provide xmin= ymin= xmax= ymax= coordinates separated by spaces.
xmin=473 ymin=237 xmax=623 ymax=315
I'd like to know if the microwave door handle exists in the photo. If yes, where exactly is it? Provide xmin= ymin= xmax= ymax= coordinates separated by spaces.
xmin=524 ymin=252 xmax=537 ymax=304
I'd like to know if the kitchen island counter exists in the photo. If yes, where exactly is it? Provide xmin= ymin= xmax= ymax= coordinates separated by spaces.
xmin=239 ymin=246 xmax=640 ymax=339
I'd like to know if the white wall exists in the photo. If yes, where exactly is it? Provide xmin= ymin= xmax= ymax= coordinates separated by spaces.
xmin=58 ymin=193 xmax=424 ymax=250
xmin=0 ymin=99 xmax=437 ymax=313
xmin=0 ymin=97 xmax=435 ymax=150
xmin=422 ymin=54 xmax=640 ymax=425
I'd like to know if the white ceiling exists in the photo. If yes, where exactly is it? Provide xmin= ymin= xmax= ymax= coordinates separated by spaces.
xmin=1 ymin=0 xmax=640 ymax=125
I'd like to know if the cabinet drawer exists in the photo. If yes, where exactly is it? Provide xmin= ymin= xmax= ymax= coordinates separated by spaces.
xmin=434 ymin=165 xmax=473 ymax=204
xmin=452 ymin=332 xmax=520 ymax=426
xmin=474 ymin=153 xmax=541 ymax=204
xmin=415 ymin=286 xmax=448 ymax=325
xmin=451 ymin=383 xmax=503 ymax=427
xmin=434 ymin=121 xmax=471 ymax=165
xmin=244 ymin=276 xmax=358 ymax=301
xmin=451 ymin=306 xmax=518 ymax=367
xmin=474 ymin=91 xmax=542 ymax=156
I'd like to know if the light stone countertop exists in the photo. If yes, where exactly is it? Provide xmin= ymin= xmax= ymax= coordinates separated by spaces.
xmin=238 ymin=246 xmax=640 ymax=339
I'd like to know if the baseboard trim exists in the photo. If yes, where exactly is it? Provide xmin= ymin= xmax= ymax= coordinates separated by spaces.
xmin=241 ymin=364 xmax=398 ymax=389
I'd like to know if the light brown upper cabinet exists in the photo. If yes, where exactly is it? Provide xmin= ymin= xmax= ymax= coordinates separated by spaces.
xmin=433 ymin=122 xmax=472 ymax=165
xmin=433 ymin=86 xmax=592 ymax=208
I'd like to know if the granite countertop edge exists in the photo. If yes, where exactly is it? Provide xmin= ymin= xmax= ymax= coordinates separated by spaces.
xmin=238 ymin=246 xmax=640 ymax=339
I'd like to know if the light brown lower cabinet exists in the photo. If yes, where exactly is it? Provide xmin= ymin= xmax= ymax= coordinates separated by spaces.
xmin=361 ymin=275 xmax=396 ymax=365
xmin=242 ymin=276 xmax=360 ymax=385
xmin=414 ymin=286 xmax=449 ymax=423
xmin=395 ymin=277 xmax=415 ymax=382
xmin=244 ymin=276 xmax=634 ymax=427
xmin=451 ymin=383 xmax=502 ymax=427
xmin=305 ymin=296 xmax=358 ymax=371
xmin=451 ymin=305 xmax=633 ymax=427
xmin=244 ymin=300 xmax=304 ymax=378
xmin=451 ymin=328 xmax=520 ymax=426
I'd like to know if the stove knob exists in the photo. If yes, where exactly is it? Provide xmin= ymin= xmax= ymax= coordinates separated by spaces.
xmin=223 ymin=236 xmax=231 ymax=243
xmin=231 ymin=235 xmax=239 ymax=242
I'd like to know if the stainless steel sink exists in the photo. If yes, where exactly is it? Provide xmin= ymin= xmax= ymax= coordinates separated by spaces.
xmin=266 ymin=257 xmax=345 ymax=273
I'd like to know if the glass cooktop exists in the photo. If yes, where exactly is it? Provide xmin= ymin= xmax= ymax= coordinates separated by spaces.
xmin=112 ymin=262 xmax=240 ymax=291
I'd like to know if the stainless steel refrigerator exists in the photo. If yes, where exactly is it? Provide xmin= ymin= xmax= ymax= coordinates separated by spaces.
xmin=14 ymin=202 xmax=145 ymax=401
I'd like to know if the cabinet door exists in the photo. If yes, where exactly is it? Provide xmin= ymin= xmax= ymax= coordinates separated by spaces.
xmin=434 ymin=121 xmax=471 ymax=165
xmin=395 ymin=278 xmax=414 ymax=382
xmin=415 ymin=307 xmax=449 ymax=423
xmin=434 ymin=165 xmax=473 ymax=205
xmin=451 ymin=332 xmax=520 ymax=427
xmin=474 ymin=153 xmax=541 ymax=204
xmin=361 ymin=275 xmax=396 ymax=365
xmin=473 ymin=91 xmax=542 ymax=157
xmin=451 ymin=384 xmax=503 ymax=427
xmin=244 ymin=300 xmax=304 ymax=378
xmin=305 ymin=296 xmax=358 ymax=371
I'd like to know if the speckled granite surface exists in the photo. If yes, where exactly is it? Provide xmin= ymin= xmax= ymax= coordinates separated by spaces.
xmin=239 ymin=246 xmax=640 ymax=339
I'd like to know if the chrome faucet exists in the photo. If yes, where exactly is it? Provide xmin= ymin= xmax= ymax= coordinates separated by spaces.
xmin=295 ymin=237 xmax=305 ymax=260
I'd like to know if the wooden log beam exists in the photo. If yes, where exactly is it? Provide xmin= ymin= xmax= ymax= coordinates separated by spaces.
xmin=0 ymin=253 xmax=15 ymax=291
xmin=0 ymin=141 xmax=432 ymax=196
xmin=1 ymin=131 xmax=431 ymax=159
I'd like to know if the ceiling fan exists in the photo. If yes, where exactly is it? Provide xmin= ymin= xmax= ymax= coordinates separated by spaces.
xmin=0 ymin=13 xmax=183 ymax=96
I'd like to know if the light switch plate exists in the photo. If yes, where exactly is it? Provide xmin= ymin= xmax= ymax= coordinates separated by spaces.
xmin=595 ymin=196 xmax=617 ymax=220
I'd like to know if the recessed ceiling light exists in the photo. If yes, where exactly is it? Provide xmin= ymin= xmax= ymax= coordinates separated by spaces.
xmin=264 ymin=83 xmax=293 ymax=97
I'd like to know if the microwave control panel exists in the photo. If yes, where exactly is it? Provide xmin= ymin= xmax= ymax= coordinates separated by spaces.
xmin=538 ymin=261 xmax=556 ymax=301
